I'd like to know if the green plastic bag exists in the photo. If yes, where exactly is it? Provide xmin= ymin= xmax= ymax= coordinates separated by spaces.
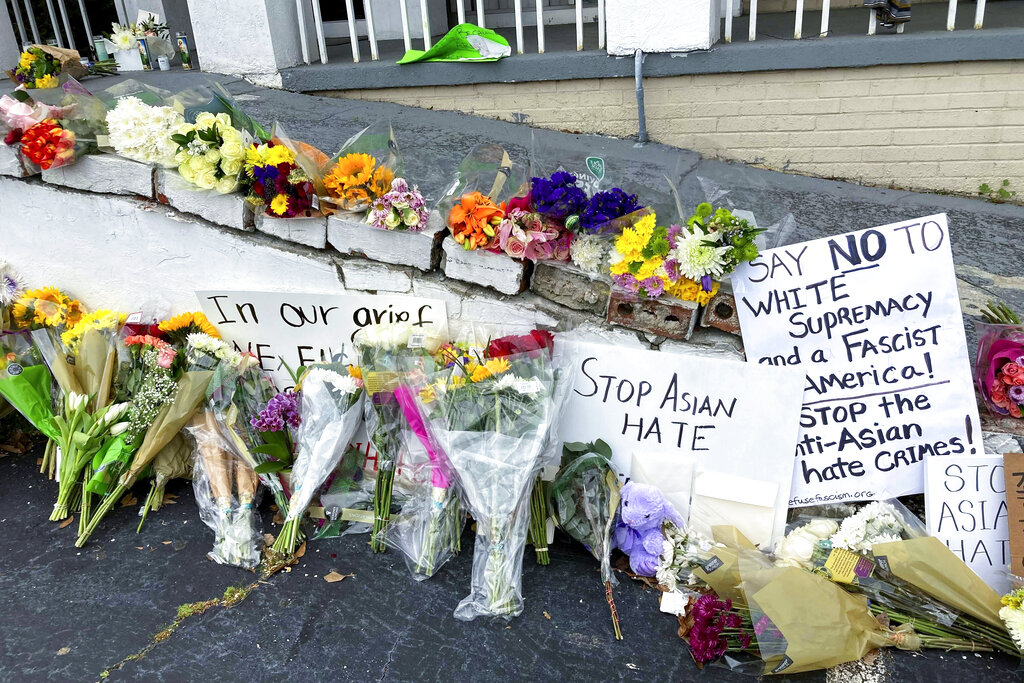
xmin=398 ymin=23 xmax=511 ymax=64
xmin=0 ymin=333 xmax=60 ymax=441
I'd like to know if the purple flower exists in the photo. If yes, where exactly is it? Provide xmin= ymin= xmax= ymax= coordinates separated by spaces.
xmin=1010 ymin=385 xmax=1024 ymax=403
xmin=579 ymin=188 xmax=641 ymax=233
xmin=641 ymin=276 xmax=665 ymax=298
xmin=667 ymin=223 xmax=683 ymax=245
xmin=530 ymin=171 xmax=587 ymax=220
xmin=251 ymin=390 xmax=301 ymax=432
xmin=701 ymin=274 xmax=713 ymax=292
xmin=252 ymin=164 xmax=279 ymax=186
xmin=613 ymin=272 xmax=640 ymax=293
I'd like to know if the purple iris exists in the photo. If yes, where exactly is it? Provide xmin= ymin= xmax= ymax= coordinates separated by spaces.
xmin=701 ymin=275 xmax=713 ymax=292
xmin=530 ymin=171 xmax=587 ymax=220
xmin=579 ymin=188 xmax=641 ymax=233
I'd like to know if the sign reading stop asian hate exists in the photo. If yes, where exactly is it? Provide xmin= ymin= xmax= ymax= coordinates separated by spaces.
xmin=733 ymin=214 xmax=982 ymax=506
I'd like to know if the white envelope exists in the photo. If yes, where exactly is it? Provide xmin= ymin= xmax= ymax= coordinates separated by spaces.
xmin=690 ymin=470 xmax=780 ymax=548
xmin=630 ymin=450 xmax=695 ymax=521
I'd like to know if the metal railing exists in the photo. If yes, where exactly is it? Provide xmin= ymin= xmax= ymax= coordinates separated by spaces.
xmin=6 ymin=0 xmax=98 ymax=54
xmin=724 ymin=0 xmax=989 ymax=42
xmin=295 ymin=0 xmax=606 ymax=65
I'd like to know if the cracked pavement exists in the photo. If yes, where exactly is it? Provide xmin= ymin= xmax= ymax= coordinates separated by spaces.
xmin=4 ymin=70 xmax=1024 ymax=681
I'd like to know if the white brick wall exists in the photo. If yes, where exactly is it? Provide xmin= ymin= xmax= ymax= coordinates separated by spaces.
xmin=333 ymin=60 xmax=1024 ymax=197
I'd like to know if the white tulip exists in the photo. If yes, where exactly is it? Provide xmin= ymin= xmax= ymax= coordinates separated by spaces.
xmin=108 ymin=422 xmax=130 ymax=437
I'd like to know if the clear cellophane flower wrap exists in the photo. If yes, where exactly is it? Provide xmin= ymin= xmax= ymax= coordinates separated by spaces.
xmin=320 ymin=120 xmax=403 ymax=214
xmin=271 ymin=364 xmax=365 ymax=556
xmin=243 ymin=121 xmax=328 ymax=218
xmin=410 ymin=336 xmax=573 ymax=619
xmin=0 ymin=330 xmax=60 ymax=441
xmin=95 ymin=80 xmax=185 ymax=167
xmin=189 ymin=406 xmax=262 ymax=569
xmin=354 ymin=322 xmax=448 ymax=554
xmin=437 ymin=143 xmax=528 ymax=251
xmin=973 ymin=320 xmax=1024 ymax=418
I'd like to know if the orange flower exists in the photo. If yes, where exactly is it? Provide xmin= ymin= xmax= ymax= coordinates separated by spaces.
xmin=324 ymin=153 xmax=376 ymax=195
xmin=369 ymin=165 xmax=394 ymax=197
xmin=448 ymin=192 xmax=505 ymax=250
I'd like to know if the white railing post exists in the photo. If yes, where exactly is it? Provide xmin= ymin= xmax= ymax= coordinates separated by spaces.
xmin=748 ymin=0 xmax=757 ymax=41
xmin=820 ymin=0 xmax=830 ymax=37
xmin=418 ymin=0 xmax=431 ymax=49
xmin=947 ymin=0 xmax=957 ymax=30
xmin=345 ymin=0 xmax=361 ymax=62
xmin=363 ymin=0 xmax=379 ymax=60
xmin=312 ymin=0 xmax=328 ymax=63
xmin=868 ymin=9 xmax=876 ymax=34
xmin=477 ymin=0 xmax=485 ymax=28
xmin=43 ymin=0 xmax=63 ymax=46
xmin=513 ymin=0 xmax=524 ymax=53
xmin=74 ymin=0 xmax=93 ymax=54
xmin=598 ymin=0 xmax=605 ymax=49
xmin=794 ymin=0 xmax=803 ymax=38
xmin=456 ymin=0 xmax=465 ymax=25
xmin=575 ymin=0 xmax=583 ymax=50
xmin=398 ymin=0 xmax=411 ymax=51
xmin=23 ymin=0 xmax=40 ymax=44
xmin=11 ymin=0 xmax=27 ymax=45
xmin=974 ymin=0 xmax=985 ymax=28
xmin=295 ymin=0 xmax=310 ymax=63
xmin=725 ymin=0 xmax=733 ymax=42
xmin=536 ymin=0 xmax=545 ymax=53
xmin=56 ymin=0 xmax=73 ymax=49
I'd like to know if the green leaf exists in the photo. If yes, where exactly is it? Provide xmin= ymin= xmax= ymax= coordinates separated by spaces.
xmin=254 ymin=461 xmax=287 ymax=474
xmin=979 ymin=183 xmax=993 ymax=195
xmin=593 ymin=439 xmax=612 ymax=459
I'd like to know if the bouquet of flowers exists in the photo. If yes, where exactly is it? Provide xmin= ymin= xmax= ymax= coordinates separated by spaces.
xmin=670 ymin=202 xmax=763 ymax=296
xmin=19 ymin=118 xmax=76 ymax=170
xmin=974 ymin=301 xmax=1024 ymax=417
xmin=10 ymin=47 xmax=62 ymax=89
xmin=412 ymin=332 xmax=571 ymax=619
xmin=442 ymin=144 xmax=526 ymax=252
xmin=106 ymin=14 xmax=174 ymax=60
xmin=171 ymin=112 xmax=249 ymax=194
xmin=998 ymin=585 xmax=1024 ymax=652
xmin=186 ymin=333 xmax=263 ymax=568
xmin=354 ymin=323 xmax=428 ymax=553
xmin=366 ymin=178 xmax=429 ymax=231
xmin=382 ymin=382 xmax=464 ymax=578
xmin=272 ymin=366 xmax=364 ymax=556
xmin=490 ymin=199 xmax=572 ymax=263
xmin=1 ymin=92 xmax=68 ymax=147
xmin=243 ymin=139 xmax=323 ymax=218
xmin=105 ymin=95 xmax=185 ymax=167
xmin=60 ymin=309 xmax=125 ymax=411
xmin=0 ymin=331 xmax=60 ymax=442
xmin=322 ymin=121 xmax=401 ymax=212
xmin=550 ymin=439 xmax=622 ymax=638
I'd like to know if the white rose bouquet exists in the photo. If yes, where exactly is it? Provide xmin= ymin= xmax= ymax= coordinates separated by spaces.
xmin=105 ymin=96 xmax=184 ymax=167
xmin=171 ymin=112 xmax=249 ymax=194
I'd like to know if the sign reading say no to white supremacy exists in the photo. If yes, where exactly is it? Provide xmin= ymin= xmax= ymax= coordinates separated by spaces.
xmin=733 ymin=214 xmax=982 ymax=506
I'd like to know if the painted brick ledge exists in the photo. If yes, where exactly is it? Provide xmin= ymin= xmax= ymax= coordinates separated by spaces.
xmin=0 ymin=171 xmax=739 ymax=346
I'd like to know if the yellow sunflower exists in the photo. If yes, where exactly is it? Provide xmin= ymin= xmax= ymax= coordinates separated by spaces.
xmin=324 ymin=153 xmax=375 ymax=196
xmin=12 ymin=287 xmax=68 ymax=328
xmin=159 ymin=311 xmax=220 ymax=344
xmin=369 ymin=165 xmax=394 ymax=198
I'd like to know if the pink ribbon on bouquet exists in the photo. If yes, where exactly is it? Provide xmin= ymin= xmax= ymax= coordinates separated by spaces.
xmin=394 ymin=384 xmax=450 ymax=489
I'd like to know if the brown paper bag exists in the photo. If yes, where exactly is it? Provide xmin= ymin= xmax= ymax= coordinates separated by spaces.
xmin=74 ymin=327 xmax=117 ymax=410
xmin=871 ymin=537 xmax=1003 ymax=628
xmin=34 ymin=45 xmax=88 ymax=79
xmin=693 ymin=526 xmax=770 ymax=602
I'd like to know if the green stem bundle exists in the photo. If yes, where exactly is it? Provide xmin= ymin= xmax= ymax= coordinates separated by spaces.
xmin=528 ymin=477 xmax=549 ymax=565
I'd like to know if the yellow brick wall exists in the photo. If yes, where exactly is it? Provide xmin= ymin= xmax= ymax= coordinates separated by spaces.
xmin=325 ymin=60 xmax=1024 ymax=196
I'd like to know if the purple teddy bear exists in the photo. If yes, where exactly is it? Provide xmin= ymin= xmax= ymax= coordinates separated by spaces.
xmin=613 ymin=481 xmax=685 ymax=577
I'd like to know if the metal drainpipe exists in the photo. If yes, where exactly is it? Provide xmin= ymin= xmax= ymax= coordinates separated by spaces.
xmin=635 ymin=49 xmax=648 ymax=144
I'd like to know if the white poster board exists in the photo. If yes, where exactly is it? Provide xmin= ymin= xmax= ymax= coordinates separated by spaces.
xmin=196 ymin=290 xmax=448 ymax=389
xmin=925 ymin=455 xmax=1009 ymax=594
xmin=733 ymin=214 xmax=982 ymax=506
xmin=558 ymin=340 xmax=805 ymax=547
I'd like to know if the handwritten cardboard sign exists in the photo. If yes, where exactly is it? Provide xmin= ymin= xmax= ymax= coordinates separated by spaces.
xmin=557 ymin=340 xmax=805 ymax=546
xmin=926 ymin=455 xmax=1009 ymax=594
xmin=196 ymin=290 xmax=448 ymax=389
xmin=1003 ymin=452 xmax=1024 ymax=581
xmin=733 ymin=214 xmax=982 ymax=506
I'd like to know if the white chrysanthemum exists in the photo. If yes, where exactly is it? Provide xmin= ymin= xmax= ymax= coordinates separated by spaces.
xmin=0 ymin=261 xmax=24 ymax=306
xmin=304 ymin=368 xmax=360 ymax=396
xmin=106 ymin=97 xmax=184 ymax=167
xmin=830 ymin=502 xmax=909 ymax=552
xmin=670 ymin=226 xmax=731 ymax=281
xmin=354 ymin=322 xmax=414 ymax=350
xmin=569 ymin=235 xmax=607 ymax=274
xmin=1000 ymin=606 xmax=1024 ymax=652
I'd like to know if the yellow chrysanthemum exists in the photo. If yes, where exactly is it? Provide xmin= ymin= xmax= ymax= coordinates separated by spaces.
xmin=244 ymin=145 xmax=265 ymax=176
xmin=635 ymin=260 xmax=660 ymax=281
xmin=609 ymin=259 xmax=632 ymax=276
xmin=34 ymin=73 xmax=59 ymax=89
xmin=450 ymin=375 xmax=466 ymax=387
xmin=61 ymin=310 xmax=126 ymax=351
xmin=614 ymin=228 xmax=647 ymax=262
xmin=159 ymin=311 xmax=220 ymax=341
xmin=18 ymin=51 xmax=35 ymax=70
xmin=265 ymin=145 xmax=295 ymax=166
xmin=484 ymin=357 xmax=510 ymax=376
xmin=270 ymin=193 xmax=290 ymax=216
xmin=418 ymin=385 xmax=437 ymax=404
